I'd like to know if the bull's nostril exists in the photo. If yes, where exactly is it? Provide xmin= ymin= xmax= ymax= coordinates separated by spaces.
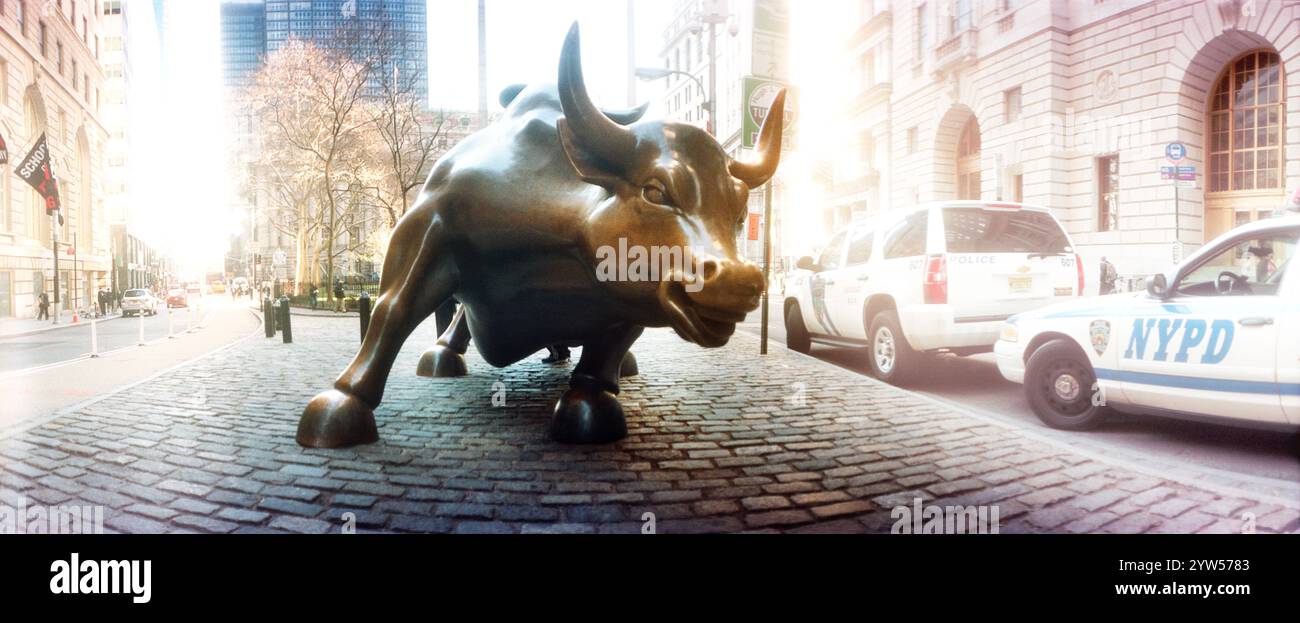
xmin=700 ymin=260 xmax=719 ymax=282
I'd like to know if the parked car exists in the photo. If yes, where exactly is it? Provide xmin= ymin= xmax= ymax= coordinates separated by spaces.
xmin=995 ymin=214 xmax=1300 ymax=432
xmin=166 ymin=289 xmax=188 ymax=308
xmin=120 ymin=289 xmax=158 ymax=317
xmin=783 ymin=201 xmax=1083 ymax=384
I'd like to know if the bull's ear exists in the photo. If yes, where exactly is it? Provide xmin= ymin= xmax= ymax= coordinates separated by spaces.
xmin=557 ymin=117 xmax=625 ymax=190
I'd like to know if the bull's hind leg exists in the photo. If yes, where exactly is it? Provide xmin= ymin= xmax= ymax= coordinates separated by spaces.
xmin=551 ymin=324 xmax=643 ymax=444
xmin=417 ymin=306 xmax=470 ymax=378
xmin=619 ymin=351 xmax=638 ymax=377
xmin=298 ymin=210 xmax=453 ymax=448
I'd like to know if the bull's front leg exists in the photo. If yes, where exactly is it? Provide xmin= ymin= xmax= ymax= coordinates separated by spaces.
xmin=416 ymin=305 xmax=470 ymax=378
xmin=550 ymin=324 xmax=643 ymax=444
xmin=297 ymin=208 xmax=455 ymax=448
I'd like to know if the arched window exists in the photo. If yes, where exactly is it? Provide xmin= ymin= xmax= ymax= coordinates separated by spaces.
xmin=1208 ymin=50 xmax=1284 ymax=193
xmin=956 ymin=118 xmax=981 ymax=200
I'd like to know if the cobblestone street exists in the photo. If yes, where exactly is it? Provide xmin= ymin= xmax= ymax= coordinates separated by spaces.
xmin=1 ymin=315 xmax=1296 ymax=534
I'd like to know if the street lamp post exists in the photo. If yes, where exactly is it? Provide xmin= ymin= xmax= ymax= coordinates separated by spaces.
xmin=634 ymin=67 xmax=712 ymax=134
xmin=635 ymin=2 xmax=731 ymax=137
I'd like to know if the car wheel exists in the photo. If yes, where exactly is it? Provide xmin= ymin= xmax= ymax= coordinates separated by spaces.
xmin=1024 ymin=339 xmax=1109 ymax=431
xmin=785 ymin=303 xmax=811 ymax=354
xmin=867 ymin=310 xmax=918 ymax=385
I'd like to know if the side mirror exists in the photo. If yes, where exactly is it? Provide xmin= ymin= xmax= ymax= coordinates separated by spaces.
xmin=1147 ymin=273 xmax=1169 ymax=299
xmin=796 ymin=256 xmax=817 ymax=272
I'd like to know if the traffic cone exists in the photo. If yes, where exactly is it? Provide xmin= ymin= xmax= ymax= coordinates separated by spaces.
xmin=72 ymin=311 xmax=79 ymax=323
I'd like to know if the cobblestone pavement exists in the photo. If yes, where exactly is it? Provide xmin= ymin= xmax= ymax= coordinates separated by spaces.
xmin=1 ymin=316 xmax=1296 ymax=534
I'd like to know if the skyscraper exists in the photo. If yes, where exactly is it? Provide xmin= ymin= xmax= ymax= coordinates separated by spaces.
xmin=220 ymin=1 xmax=266 ymax=90
xmin=220 ymin=0 xmax=428 ymax=104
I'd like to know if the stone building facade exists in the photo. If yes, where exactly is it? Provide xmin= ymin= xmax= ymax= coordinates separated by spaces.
xmin=831 ymin=0 xmax=1298 ymax=288
xmin=0 ymin=0 xmax=110 ymax=318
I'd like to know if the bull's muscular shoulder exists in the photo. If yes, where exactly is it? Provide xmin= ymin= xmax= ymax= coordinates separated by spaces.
xmin=427 ymin=85 xmax=580 ymax=201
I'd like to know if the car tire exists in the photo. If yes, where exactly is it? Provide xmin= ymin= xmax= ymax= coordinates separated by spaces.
xmin=867 ymin=310 xmax=918 ymax=385
xmin=785 ymin=303 xmax=811 ymax=354
xmin=1024 ymin=339 xmax=1109 ymax=431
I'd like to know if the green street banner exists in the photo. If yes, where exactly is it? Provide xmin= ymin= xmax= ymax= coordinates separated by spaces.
xmin=742 ymin=76 xmax=798 ymax=151
xmin=14 ymin=132 xmax=59 ymax=214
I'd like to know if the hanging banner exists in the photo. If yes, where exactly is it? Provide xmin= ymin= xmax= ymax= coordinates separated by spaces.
xmin=14 ymin=133 xmax=60 ymax=214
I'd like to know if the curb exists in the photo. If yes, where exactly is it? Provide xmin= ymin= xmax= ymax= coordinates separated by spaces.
xmin=0 ymin=313 xmax=125 ymax=340
xmin=0 ymin=307 xmax=264 ymax=441
xmin=732 ymin=326 xmax=1300 ymax=510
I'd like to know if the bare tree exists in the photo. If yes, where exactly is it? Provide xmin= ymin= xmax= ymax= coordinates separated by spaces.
xmin=248 ymin=39 xmax=378 ymax=302
xmin=357 ymin=17 xmax=446 ymax=229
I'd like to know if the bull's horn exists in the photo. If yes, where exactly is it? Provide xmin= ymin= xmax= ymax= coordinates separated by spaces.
xmin=557 ymin=22 xmax=636 ymax=168
xmin=602 ymin=101 xmax=650 ymax=126
xmin=729 ymin=88 xmax=787 ymax=187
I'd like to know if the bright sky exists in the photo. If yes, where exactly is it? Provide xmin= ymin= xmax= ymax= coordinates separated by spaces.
xmin=140 ymin=0 xmax=856 ymax=274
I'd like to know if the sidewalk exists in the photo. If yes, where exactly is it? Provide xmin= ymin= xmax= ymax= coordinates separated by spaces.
xmin=0 ymin=311 xmax=124 ymax=339
xmin=0 ymin=315 xmax=1295 ymax=534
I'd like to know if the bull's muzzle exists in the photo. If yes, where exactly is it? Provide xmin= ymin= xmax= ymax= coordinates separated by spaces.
xmin=658 ymin=257 xmax=764 ymax=348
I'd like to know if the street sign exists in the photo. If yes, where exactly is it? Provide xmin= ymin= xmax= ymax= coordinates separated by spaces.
xmin=1165 ymin=142 xmax=1186 ymax=162
xmin=742 ymin=76 xmax=798 ymax=151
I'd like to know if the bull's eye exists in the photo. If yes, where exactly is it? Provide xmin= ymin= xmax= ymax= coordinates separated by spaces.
xmin=642 ymin=182 xmax=673 ymax=207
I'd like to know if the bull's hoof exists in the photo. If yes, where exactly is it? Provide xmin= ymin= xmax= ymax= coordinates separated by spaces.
xmin=550 ymin=385 xmax=627 ymax=444
xmin=297 ymin=389 xmax=379 ymax=448
xmin=619 ymin=351 xmax=639 ymax=377
xmin=417 ymin=345 xmax=467 ymax=378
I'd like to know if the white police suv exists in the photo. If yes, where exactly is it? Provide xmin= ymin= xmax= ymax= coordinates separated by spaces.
xmin=784 ymin=201 xmax=1082 ymax=385
xmin=995 ymin=215 xmax=1300 ymax=431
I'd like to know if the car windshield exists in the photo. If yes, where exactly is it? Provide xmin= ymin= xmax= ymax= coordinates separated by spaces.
xmin=943 ymin=208 xmax=1071 ymax=254
xmin=1176 ymin=228 xmax=1298 ymax=296
xmin=124 ymin=289 xmax=148 ymax=298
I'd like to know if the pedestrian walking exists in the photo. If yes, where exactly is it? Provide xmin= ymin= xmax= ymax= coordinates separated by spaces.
xmin=333 ymin=281 xmax=345 ymax=313
xmin=310 ymin=284 xmax=319 ymax=311
xmin=37 ymin=291 xmax=50 ymax=320
xmin=541 ymin=345 xmax=571 ymax=364
xmin=97 ymin=289 xmax=107 ymax=317
xmin=1099 ymin=257 xmax=1118 ymax=295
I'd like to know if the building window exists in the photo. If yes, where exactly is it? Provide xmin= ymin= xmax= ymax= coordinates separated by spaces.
xmin=859 ymin=52 xmax=874 ymax=90
xmin=39 ymin=21 xmax=46 ymax=56
xmin=1208 ymin=50 xmax=1284 ymax=193
xmin=914 ymin=3 xmax=929 ymax=62
xmin=950 ymin=0 xmax=972 ymax=36
xmin=956 ymin=118 xmax=981 ymax=200
xmin=1004 ymin=87 xmax=1022 ymax=122
xmin=1097 ymin=154 xmax=1119 ymax=232
xmin=1013 ymin=173 xmax=1024 ymax=202
xmin=57 ymin=42 xmax=64 ymax=74
xmin=907 ymin=126 xmax=918 ymax=155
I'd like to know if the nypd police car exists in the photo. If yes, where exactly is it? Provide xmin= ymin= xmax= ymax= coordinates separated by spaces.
xmin=995 ymin=214 xmax=1300 ymax=431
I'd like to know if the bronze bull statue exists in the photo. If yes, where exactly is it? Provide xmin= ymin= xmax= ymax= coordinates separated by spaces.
xmin=297 ymin=24 xmax=786 ymax=448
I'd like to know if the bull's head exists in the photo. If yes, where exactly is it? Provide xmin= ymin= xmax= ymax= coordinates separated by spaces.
xmin=556 ymin=24 xmax=786 ymax=348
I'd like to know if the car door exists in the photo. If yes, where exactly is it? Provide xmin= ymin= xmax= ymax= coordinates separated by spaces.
xmin=1108 ymin=227 xmax=1295 ymax=425
xmin=1273 ymin=231 xmax=1300 ymax=425
xmin=828 ymin=225 xmax=876 ymax=340
xmin=807 ymin=231 xmax=848 ymax=336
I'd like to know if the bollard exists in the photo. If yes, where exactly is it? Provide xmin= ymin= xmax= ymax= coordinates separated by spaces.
xmin=263 ymin=297 xmax=275 ymax=338
xmin=279 ymin=296 xmax=293 ymax=344
xmin=137 ymin=312 xmax=146 ymax=346
xmin=168 ymin=308 xmax=175 ymax=339
xmin=358 ymin=291 xmax=372 ymax=341
xmin=90 ymin=319 xmax=99 ymax=358
xmin=186 ymin=305 xmax=193 ymax=333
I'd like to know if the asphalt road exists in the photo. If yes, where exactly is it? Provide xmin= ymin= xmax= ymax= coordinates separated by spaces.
xmin=0 ymin=302 xmax=213 ymax=374
xmin=739 ymin=297 xmax=1300 ymax=487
